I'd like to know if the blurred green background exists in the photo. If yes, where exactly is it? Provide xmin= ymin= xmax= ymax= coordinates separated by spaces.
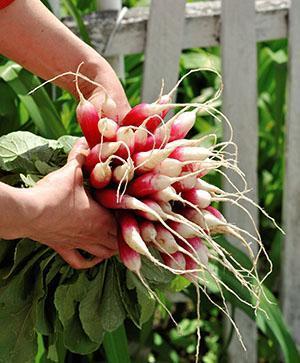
xmin=0 ymin=1 xmax=291 ymax=362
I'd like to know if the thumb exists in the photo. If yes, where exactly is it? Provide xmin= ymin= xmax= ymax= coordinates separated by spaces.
xmin=67 ymin=137 xmax=89 ymax=166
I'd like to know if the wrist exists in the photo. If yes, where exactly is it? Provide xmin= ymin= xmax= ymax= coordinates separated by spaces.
xmin=0 ymin=185 xmax=39 ymax=240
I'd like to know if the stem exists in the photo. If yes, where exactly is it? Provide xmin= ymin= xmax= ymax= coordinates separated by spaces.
xmin=103 ymin=323 xmax=131 ymax=363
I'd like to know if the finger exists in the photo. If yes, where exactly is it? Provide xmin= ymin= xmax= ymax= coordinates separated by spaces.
xmin=55 ymin=247 xmax=103 ymax=270
xmin=67 ymin=137 xmax=89 ymax=166
xmin=83 ymin=245 xmax=117 ymax=259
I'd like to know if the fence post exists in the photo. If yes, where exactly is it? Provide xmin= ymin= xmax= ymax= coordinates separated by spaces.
xmin=97 ymin=0 xmax=125 ymax=79
xmin=221 ymin=0 xmax=258 ymax=362
xmin=142 ymin=0 xmax=186 ymax=102
xmin=282 ymin=0 xmax=300 ymax=347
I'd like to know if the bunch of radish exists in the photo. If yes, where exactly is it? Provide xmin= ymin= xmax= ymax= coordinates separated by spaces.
xmin=72 ymin=70 xmax=281 ymax=359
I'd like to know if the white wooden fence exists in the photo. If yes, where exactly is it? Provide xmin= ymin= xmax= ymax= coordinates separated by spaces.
xmin=50 ymin=0 xmax=299 ymax=361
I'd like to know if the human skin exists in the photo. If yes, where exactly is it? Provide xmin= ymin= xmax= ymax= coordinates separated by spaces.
xmin=0 ymin=0 xmax=131 ymax=268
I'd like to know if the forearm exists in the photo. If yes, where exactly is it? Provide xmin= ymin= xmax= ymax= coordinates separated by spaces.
xmin=0 ymin=0 xmax=129 ymax=116
xmin=0 ymin=182 xmax=33 ymax=239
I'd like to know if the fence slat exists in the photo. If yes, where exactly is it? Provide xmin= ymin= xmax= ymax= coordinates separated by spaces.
xmin=63 ymin=1 xmax=290 ymax=57
xmin=282 ymin=0 xmax=300 ymax=347
xmin=142 ymin=0 xmax=186 ymax=102
xmin=221 ymin=1 xmax=258 ymax=362
xmin=97 ymin=0 xmax=125 ymax=79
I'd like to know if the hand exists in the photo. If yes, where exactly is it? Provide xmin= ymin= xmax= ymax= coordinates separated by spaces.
xmin=25 ymin=138 xmax=117 ymax=269
xmin=78 ymin=58 xmax=131 ymax=122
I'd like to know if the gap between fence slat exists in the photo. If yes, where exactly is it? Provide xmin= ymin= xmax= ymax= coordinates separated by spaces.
xmin=282 ymin=0 xmax=300 ymax=347
xmin=142 ymin=0 xmax=186 ymax=102
xmin=221 ymin=1 xmax=258 ymax=362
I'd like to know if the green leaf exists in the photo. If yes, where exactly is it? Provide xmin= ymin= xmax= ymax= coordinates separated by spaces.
xmin=103 ymin=324 xmax=131 ymax=363
xmin=0 ymin=250 xmax=46 ymax=363
xmin=4 ymin=239 xmax=40 ymax=279
xmin=136 ymin=286 xmax=156 ymax=325
xmin=96 ymin=262 xmax=126 ymax=332
xmin=0 ymin=62 xmax=66 ymax=138
xmin=79 ymin=264 xmax=107 ymax=344
xmin=0 ymin=131 xmax=65 ymax=174
xmin=54 ymin=272 xmax=100 ymax=354
xmin=62 ymin=0 xmax=91 ymax=45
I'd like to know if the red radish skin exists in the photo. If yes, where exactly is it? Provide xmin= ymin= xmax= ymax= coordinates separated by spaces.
xmin=84 ymin=144 xmax=100 ymax=174
xmin=173 ymin=176 xmax=197 ymax=193
xmin=205 ymin=206 xmax=226 ymax=222
xmin=168 ymin=221 xmax=198 ymax=239
xmin=89 ymin=163 xmax=112 ymax=189
xmin=181 ymin=189 xmax=212 ymax=209
xmin=182 ymin=237 xmax=209 ymax=267
xmin=184 ymin=255 xmax=199 ymax=281
xmin=181 ymin=208 xmax=205 ymax=229
xmin=161 ymin=252 xmax=186 ymax=270
xmin=118 ymin=231 xmax=141 ymax=273
xmin=94 ymin=189 xmax=140 ymax=210
xmin=76 ymin=98 xmax=101 ymax=148
xmin=127 ymin=173 xmax=172 ymax=197
xmin=121 ymin=100 xmax=170 ymax=129
xmin=168 ymin=111 xmax=196 ymax=142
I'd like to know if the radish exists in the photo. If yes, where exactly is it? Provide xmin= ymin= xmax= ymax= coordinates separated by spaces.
xmin=116 ymin=127 xmax=135 ymax=159
xmin=69 ymin=70 xmax=276 ymax=357
xmin=101 ymin=141 xmax=123 ymax=161
xmin=127 ymin=173 xmax=173 ymax=197
xmin=89 ymin=162 xmax=112 ymax=189
xmin=153 ymin=158 xmax=182 ymax=177
xmin=84 ymin=144 xmax=100 ymax=174
xmin=118 ymin=230 xmax=141 ymax=273
xmin=169 ymin=146 xmax=211 ymax=162
xmin=76 ymin=97 xmax=101 ymax=148
xmin=121 ymin=97 xmax=170 ymax=130
xmin=154 ymin=225 xmax=179 ymax=254
xmin=161 ymin=252 xmax=186 ymax=270
xmin=133 ymin=149 xmax=172 ymax=173
xmin=134 ymin=127 xmax=149 ymax=151
xmin=181 ymin=189 xmax=212 ymax=209
xmin=118 ymin=211 xmax=151 ymax=256
xmin=172 ymin=175 xmax=197 ymax=192
xmin=102 ymin=95 xmax=117 ymax=119
xmin=139 ymin=220 xmax=157 ymax=243
xmin=168 ymin=221 xmax=199 ymax=239
xmin=168 ymin=111 xmax=196 ymax=142
xmin=112 ymin=162 xmax=134 ymax=183
xmin=98 ymin=117 xmax=118 ymax=141
xmin=181 ymin=237 xmax=209 ymax=267
xmin=205 ymin=206 xmax=227 ymax=223
xmin=135 ymin=199 xmax=167 ymax=221
xmin=195 ymin=178 xmax=223 ymax=194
